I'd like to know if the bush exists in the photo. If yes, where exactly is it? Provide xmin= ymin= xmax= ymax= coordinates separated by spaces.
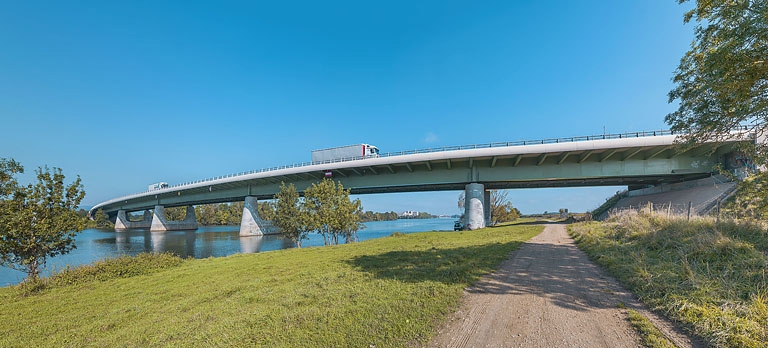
xmin=51 ymin=253 xmax=185 ymax=286
xmin=15 ymin=253 xmax=185 ymax=294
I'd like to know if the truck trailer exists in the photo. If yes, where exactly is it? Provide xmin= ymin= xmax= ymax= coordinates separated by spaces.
xmin=312 ymin=144 xmax=379 ymax=163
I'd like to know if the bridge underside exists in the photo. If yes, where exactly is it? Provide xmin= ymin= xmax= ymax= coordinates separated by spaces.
xmin=96 ymin=139 xmax=741 ymax=218
xmin=350 ymin=173 xmax=712 ymax=194
xmin=92 ymin=136 xmax=751 ymax=235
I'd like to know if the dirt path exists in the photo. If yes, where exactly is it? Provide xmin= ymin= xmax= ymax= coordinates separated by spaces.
xmin=428 ymin=224 xmax=700 ymax=348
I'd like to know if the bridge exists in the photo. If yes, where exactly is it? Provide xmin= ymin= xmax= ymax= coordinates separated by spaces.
xmin=90 ymin=129 xmax=748 ymax=234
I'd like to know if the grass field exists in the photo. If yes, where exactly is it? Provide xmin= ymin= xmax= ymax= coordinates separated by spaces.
xmin=570 ymin=212 xmax=768 ymax=348
xmin=0 ymin=224 xmax=542 ymax=347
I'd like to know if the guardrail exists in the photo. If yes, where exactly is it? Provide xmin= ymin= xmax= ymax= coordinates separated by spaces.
xmin=99 ymin=126 xmax=751 ymax=205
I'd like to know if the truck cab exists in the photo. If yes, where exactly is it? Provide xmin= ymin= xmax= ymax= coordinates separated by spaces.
xmin=148 ymin=182 xmax=169 ymax=191
xmin=365 ymin=145 xmax=380 ymax=158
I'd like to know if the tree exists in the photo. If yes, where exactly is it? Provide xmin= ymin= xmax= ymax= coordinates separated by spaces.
xmin=271 ymin=182 xmax=311 ymax=248
xmin=304 ymin=179 xmax=362 ymax=245
xmin=489 ymin=190 xmax=520 ymax=225
xmin=666 ymin=0 xmax=768 ymax=164
xmin=164 ymin=206 xmax=187 ymax=221
xmin=0 ymin=159 xmax=87 ymax=281
xmin=93 ymin=209 xmax=114 ymax=228
xmin=0 ymin=158 xmax=22 ymax=196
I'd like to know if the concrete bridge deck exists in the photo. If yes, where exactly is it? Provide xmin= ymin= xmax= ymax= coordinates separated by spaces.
xmin=90 ymin=129 xmax=748 ymax=235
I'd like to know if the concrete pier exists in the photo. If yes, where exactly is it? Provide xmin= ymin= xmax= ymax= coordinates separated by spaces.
xmin=115 ymin=209 xmax=152 ymax=230
xmin=464 ymin=183 xmax=486 ymax=230
xmin=150 ymin=205 xmax=198 ymax=232
xmin=239 ymin=196 xmax=264 ymax=236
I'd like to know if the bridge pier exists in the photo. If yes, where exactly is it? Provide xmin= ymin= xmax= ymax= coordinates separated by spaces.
xmin=115 ymin=209 xmax=152 ymax=230
xmin=464 ymin=183 xmax=487 ymax=230
xmin=150 ymin=205 xmax=198 ymax=232
xmin=240 ymin=196 xmax=264 ymax=236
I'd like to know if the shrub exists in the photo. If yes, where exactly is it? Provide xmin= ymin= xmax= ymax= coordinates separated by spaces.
xmin=50 ymin=253 xmax=185 ymax=287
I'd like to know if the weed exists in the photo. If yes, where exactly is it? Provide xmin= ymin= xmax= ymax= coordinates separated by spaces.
xmin=627 ymin=309 xmax=677 ymax=348
xmin=570 ymin=211 xmax=768 ymax=347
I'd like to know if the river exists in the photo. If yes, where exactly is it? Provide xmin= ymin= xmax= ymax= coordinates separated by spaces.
xmin=0 ymin=218 xmax=455 ymax=287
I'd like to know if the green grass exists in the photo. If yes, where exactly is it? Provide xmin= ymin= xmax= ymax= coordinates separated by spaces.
xmin=13 ymin=253 xmax=185 ymax=296
xmin=569 ymin=212 xmax=768 ymax=348
xmin=626 ymin=309 xmax=676 ymax=348
xmin=0 ymin=224 xmax=542 ymax=347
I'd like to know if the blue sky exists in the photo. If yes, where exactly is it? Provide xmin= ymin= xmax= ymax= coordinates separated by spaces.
xmin=0 ymin=1 xmax=695 ymax=215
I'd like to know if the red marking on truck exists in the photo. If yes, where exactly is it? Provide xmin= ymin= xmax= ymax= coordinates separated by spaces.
xmin=362 ymin=145 xmax=366 ymax=157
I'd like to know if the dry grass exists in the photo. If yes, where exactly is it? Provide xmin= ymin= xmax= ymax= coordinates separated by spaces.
xmin=570 ymin=211 xmax=768 ymax=348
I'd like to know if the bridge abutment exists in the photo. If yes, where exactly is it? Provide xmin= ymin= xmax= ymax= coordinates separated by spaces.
xmin=150 ymin=205 xmax=198 ymax=232
xmin=115 ymin=209 xmax=152 ymax=230
xmin=464 ymin=183 xmax=486 ymax=230
xmin=240 ymin=196 xmax=264 ymax=236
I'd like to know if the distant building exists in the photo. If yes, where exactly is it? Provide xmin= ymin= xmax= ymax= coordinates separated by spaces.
xmin=399 ymin=210 xmax=419 ymax=218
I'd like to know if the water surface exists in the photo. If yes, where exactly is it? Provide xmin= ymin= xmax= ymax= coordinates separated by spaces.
xmin=0 ymin=218 xmax=454 ymax=287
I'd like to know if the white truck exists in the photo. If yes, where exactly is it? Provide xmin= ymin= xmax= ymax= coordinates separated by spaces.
xmin=312 ymin=144 xmax=380 ymax=163
xmin=148 ymin=182 xmax=169 ymax=191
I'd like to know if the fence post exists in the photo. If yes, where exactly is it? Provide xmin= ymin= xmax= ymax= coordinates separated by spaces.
xmin=716 ymin=200 xmax=721 ymax=223
xmin=687 ymin=201 xmax=692 ymax=220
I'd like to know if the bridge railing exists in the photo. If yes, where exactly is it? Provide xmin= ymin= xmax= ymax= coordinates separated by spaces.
xmin=150 ymin=129 xmax=677 ymax=191
xmin=103 ymin=126 xmax=749 ymax=203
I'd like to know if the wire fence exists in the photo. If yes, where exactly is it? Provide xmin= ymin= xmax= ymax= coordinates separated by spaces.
xmin=607 ymin=199 xmax=730 ymax=221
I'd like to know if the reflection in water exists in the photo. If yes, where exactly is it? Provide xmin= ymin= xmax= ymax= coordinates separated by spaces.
xmin=240 ymin=236 xmax=262 ymax=253
xmin=149 ymin=230 xmax=199 ymax=258
xmin=150 ymin=231 xmax=166 ymax=254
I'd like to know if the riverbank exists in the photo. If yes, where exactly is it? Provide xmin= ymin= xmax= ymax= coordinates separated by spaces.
xmin=0 ymin=223 xmax=542 ymax=347
xmin=0 ymin=218 xmax=456 ymax=287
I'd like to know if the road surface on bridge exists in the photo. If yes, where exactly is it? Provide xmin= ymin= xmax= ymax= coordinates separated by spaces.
xmin=428 ymin=224 xmax=702 ymax=348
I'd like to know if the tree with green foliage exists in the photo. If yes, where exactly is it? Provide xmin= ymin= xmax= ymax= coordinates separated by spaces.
xmin=93 ymin=209 xmax=114 ymax=228
xmin=193 ymin=202 xmax=250 ymax=226
xmin=195 ymin=204 xmax=216 ymax=226
xmin=304 ymin=179 xmax=362 ymax=245
xmin=667 ymin=0 xmax=768 ymax=220
xmin=360 ymin=211 xmax=399 ymax=222
xmin=0 ymin=158 xmax=22 ymax=196
xmin=666 ymin=0 xmax=768 ymax=163
xmin=271 ymin=182 xmax=311 ymax=247
xmin=0 ymin=159 xmax=87 ymax=281
xmin=164 ymin=206 xmax=187 ymax=221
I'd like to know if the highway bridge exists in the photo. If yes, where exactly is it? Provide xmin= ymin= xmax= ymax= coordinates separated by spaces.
xmin=90 ymin=129 xmax=748 ymax=235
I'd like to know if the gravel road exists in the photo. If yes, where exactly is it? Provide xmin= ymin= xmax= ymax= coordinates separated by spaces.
xmin=428 ymin=223 xmax=701 ymax=348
